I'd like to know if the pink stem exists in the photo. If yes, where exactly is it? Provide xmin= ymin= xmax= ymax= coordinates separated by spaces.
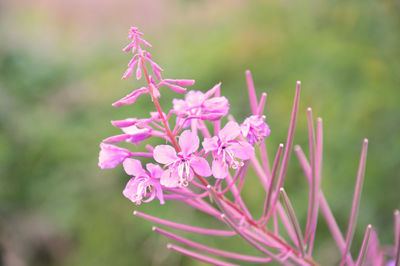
xmin=305 ymin=108 xmax=316 ymax=244
xmin=130 ymin=152 xmax=153 ymax=158
xmin=167 ymin=244 xmax=239 ymax=266
xmin=256 ymin=92 xmax=267 ymax=116
xmin=340 ymin=139 xmax=369 ymax=266
xmin=355 ymin=224 xmax=372 ymax=266
xmin=294 ymin=145 xmax=353 ymax=264
xmin=269 ymin=81 xmax=300 ymax=217
xmin=221 ymin=214 xmax=283 ymax=262
xmin=262 ymin=143 xmax=284 ymax=224
xmin=307 ymin=118 xmax=323 ymax=255
xmin=245 ymin=70 xmax=258 ymax=114
xmin=280 ymin=188 xmax=306 ymax=257
xmin=154 ymin=227 xmax=271 ymax=263
xmin=221 ymin=162 xmax=248 ymax=194
xmin=395 ymin=209 xmax=400 ymax=266
xmin=133 ymin=211 xmax=235 ymax=236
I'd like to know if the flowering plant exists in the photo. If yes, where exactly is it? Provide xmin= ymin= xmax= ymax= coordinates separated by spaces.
xmin=99 ymin=27 xmax=400 ymax=265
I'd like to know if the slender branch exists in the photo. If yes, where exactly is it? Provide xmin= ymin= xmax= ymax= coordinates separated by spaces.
xmin=167 ymin=244 xmax=239 ymax=266
xmin=154 ymin=227 xmax=271 ymax=263
xmin=355 ymin=224 xmax=372 ymax=266
xmin=280 ymin=188 xmax=306 ymax=258
xmin=340 ymin=139 xmax=369 ymax=266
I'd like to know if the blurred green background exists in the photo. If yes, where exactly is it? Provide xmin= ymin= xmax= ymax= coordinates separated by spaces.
xmin=0 ymin=0 xmax=399 ymax=265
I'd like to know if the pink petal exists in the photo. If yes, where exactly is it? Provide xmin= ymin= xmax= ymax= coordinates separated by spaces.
xmin=185 ymin=91 xmax=205 ymax=107
xmin=153 ymin=183 xmax=165 ymax=204
xmin=212 ymin=159 xmax=228 ymax=179
xmin=146 ymin=163 xmax=163 ymax=179
xmin=161 ymin=82 xmax=187 ymax=93
xmin=122 ymin=42 xmax=135 ymax=52
xmin=203 ymin=96 xmax=229 ymax=116
xmin=111 ymin=118 xmax=138 ymax=128
xmin=202 ymin=136 xmax=219 ymax=153
xmin=121 ymin=67 xmax=134 ymax=80
xmin=123 ymin=158 xmax=145 ymax=176
xmin=153 ymin=145 xmax=178 ymax=164
xmin=98 ymin=143 xmax=131 ymax=169
xmin=160 ymin=168 xmax=179 ymax=188
xmin=122 ymin=177 xmax=139 ymax=202
xmin=163 ymin=79 xmax=195 ymax=87
xmin=190 ymin=157 xmax=211 ymax=177
xmin=112 ymin=87 xmax=148 ymax=107
xmin=103 ymin=134 xmax=131 ymax=143
xmin=229 ymin=142 xmax=254 ymax=160
xmin=219 ymin=121 xmax=240 ymax=141
xmin=173 ymin=99 xmax=187 ymax=115
xmin=121 ymin=125 xmax=149 ymax=135
xmin=179 ymin=130 xmax=199 ymax=156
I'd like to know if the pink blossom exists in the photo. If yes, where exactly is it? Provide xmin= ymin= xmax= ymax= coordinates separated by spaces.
xmin=241 ymin=115 xmax=271 ymax=145
xmin=153 ymin=130 xmax=211 ymax=188
xmin=122 ymin=158 xmax=165 ymax=205
xmin=98 ymin=143 xmax=131 ymax=169
xmin=103 ymin=125 xmax=151 ymax=145
xmin=172 ymin=83 xmax=229 ymax=122
xmin=202 ymin=121 xmax=254 ymax=179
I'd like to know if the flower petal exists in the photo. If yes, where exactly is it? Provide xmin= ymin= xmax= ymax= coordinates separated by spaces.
xmin=190 ymin=157 xmax=212 ymax=177
xmin=146 ymin=163 xmax=163 ymax=179
xmin=219 ymin=121 xmax=241 ymax=141
xmin=212 ymin=159 xmax=228 ymax=179
xmin=229 ymin=142 xmax=255 ymax=160
xmin=98 ymin=143 xmax=131 ymax=169
xmin=123 ymin=177 xmax=141 ymax=203
xmin=153 ymin=145 xmax=178 ymax=164
xmin=153 ymin=183 xmax=165 ymax=204
xmin=202 ymin=136 xmax=219 ymax=153
xmin=103 ymin=134 xmax=131 ymax=143
xmin=123 ymin=158 xmax=145 ymax=176
xmin=179 ymin=130 xmax=199 ymax=156
xmin=160 ymin=168 xmax=179 ymax=188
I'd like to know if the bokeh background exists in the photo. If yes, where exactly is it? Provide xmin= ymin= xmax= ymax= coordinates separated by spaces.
xmin=0 ymin=0 xmax=399 ymax=265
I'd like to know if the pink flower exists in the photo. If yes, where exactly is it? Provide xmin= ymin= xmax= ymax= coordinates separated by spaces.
xmin=241 ymin=115 xmax=271 ymax=145
xmin=103 ymin=125 xmax=150 ymax=145
xmin=153 ymin=130 xmax=211 ymax=188
xmin=172 ymin=83 xmax=229 ymax=121
xmin=122 ymin=158 xmax=164 ymax=205
xmin=98 ymin=143 xmax=131 ymax=169
xmin=202 ymin=121 xmax=254 ymax=179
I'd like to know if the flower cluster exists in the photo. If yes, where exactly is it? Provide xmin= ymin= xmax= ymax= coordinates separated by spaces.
xmin=98 ymin=27 xmax=400 ymax=265
xmin=98 ymin=27 xmax=268 ymax=206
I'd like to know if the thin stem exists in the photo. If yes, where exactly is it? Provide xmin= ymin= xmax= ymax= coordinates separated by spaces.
xmin=221 ymin=214 xmax=283 ymax=262
xmin=280 ymin=188 xmax=306 ymax=258
xmin=355 ymin=224 xmax=372 ymax=266
xmin=154 ymin=227 xmax=271 ymax=263
xmin=133 ymin=211 xmax=235 ymax=236
xmin=294 ymin=144 xmax=353 ymax=264
xmin=270 ymin=81 xmax=301 ymax=217
xmin=396 ymin=209 xmax=400 ymax=266
xmin=167 ymin=244 xmax=239 ymax=266
xmin=340 ymin=139 xmax=369 ymax=266
xmin=307 ymin=117 xmax=323 ymax=255
xmin=140 ymin=57 xmax=180 ymax=152
xmin=262 ymin=143 xmax=284 ymax=224
xmin=245 ymin=70 xmax=258 ymax=114
xmin=305 ymin=108 xmax=317 ymax=245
